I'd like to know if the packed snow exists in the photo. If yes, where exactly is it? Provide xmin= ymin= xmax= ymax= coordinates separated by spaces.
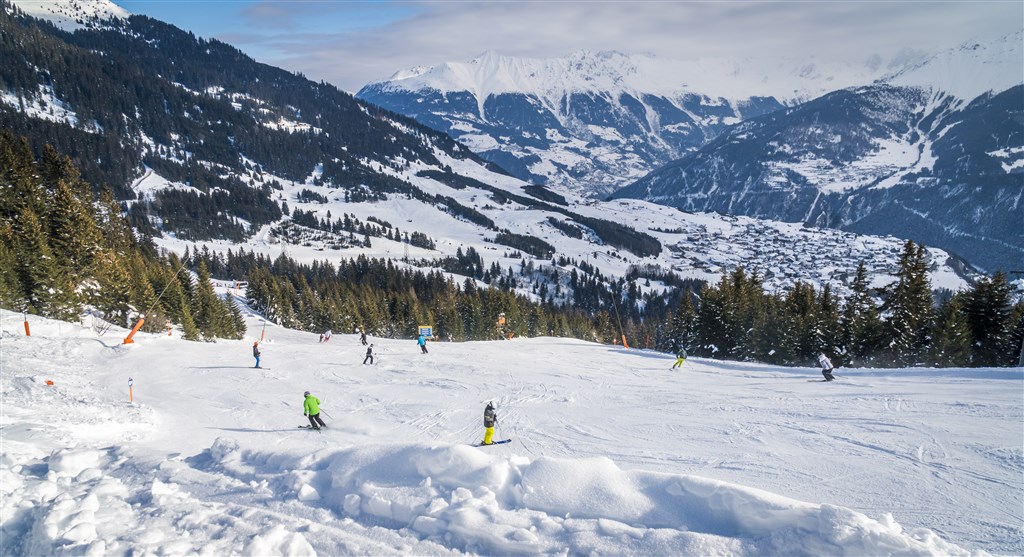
xmin=2 ymin=305 xmax=1021 ymax=556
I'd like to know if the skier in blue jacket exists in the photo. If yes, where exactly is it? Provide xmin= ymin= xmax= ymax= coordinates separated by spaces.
xmin=418 ymin=334 xmax=428 ymax=354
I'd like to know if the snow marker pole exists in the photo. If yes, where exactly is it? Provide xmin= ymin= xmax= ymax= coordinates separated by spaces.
xmin=260 ymin=320 xmax=267 ymax=341
xmin=126 ymin=254 xmax=191 ymax=345
xmin=23 ymin=312 xmax=29 ymax=336
xmin=123 ymin=318 xmax=145 ymax=344
xmin=128 ymin=377 xmax=134 ymax=402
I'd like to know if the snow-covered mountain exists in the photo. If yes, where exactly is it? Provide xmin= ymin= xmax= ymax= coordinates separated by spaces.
xmin=7 ymin=0 xmax=127 ymax=31
xmin=611 ymin=44 xmax=1024 ymax=272
xmin=3 ymin=308 xmax=1021 ymax=555
xmin=357 ymin=50 xmax=905 ymax=198
xmin=355 ymin=41 xmax=1019 ymax=198
xmin=357 ymin=36 xmax=1023 ymax=272
xmin=0 ymin=0 xmax=980 ymax=299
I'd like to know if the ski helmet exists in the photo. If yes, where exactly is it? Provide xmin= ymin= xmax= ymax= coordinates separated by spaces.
xmin=303 ymin=391 xmax=310 ymax=396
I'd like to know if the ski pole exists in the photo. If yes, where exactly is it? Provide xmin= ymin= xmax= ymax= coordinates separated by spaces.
xmin=321 ymin=409 xmax=333 ymax=419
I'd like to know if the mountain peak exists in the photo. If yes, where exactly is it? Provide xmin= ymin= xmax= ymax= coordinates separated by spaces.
xmin=881 ymin=31 xmax=1023 ymax=99
xmin=8 ymin=0 xmax=129 ymax=31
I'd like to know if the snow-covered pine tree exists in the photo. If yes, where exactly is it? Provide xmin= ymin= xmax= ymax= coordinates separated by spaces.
xmin=928 ymin=295 xmax=972 ymax=367
xmin=963 ymin=272 xmax=1016 ymax=367
xmin=882 ymin=241 xmax=934 ymax=367
xmin=840 ymin=262 xmax=884 ymax=366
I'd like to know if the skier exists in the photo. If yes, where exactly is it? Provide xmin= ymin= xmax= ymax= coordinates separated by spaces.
xmin=482 ymin=401 xmax=497 ymax=445
xmin=359 ymin=328 xmax=368 ymax=346
xmin=323 ymin=329 xmax=332 ymax=342
xmin=363 ymin=344 xmax=374 ymax=365
xmin=303 ymin=391 xmax=327 ymax=429
xmin=672 ymin=346 xmax=688 ymax=369
xmin=818 ymin=352 xmax=835 ymax=381
xmin=418 ymin=334 xmax=428 ymax=354
xmin=252 ymin=341 xmax=261 ymax=368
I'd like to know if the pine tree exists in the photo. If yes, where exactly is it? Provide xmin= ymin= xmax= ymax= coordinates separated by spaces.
xmin=928 ymin=295 xmax=971 ymax=367
xmin=0 ymin=135 xmax=46 ymax=223
xmin=0 ymin=224 xmax=26 ymax=310
xmin=816 ymin=284 xmax=843 ymax=364
xmin=191 ymin=260 xmax=223 ymax=339
xmin=963 ymin=272 xmax=1016 ymax=367
xmin=14 ymin=207 xmax=79 ymax=320
xmin=780 ymin=281 xmax=819 ymax=365
xmin=882 ymin=241 xmax=934 ymax=367
xmin=693 ymin=276 xmax=730 ymax=358
xmin=667 ymin=295 xmax=696 ymax=354
xmin=840 ymin=262 xmax=884 ymax=366
xmin=47 ymin=180 xmax=101 ymax=280
xmin=92 ymin=251 xmax=134 ymax=327
xmin=98 ymin=186 xmax=134 ymax=253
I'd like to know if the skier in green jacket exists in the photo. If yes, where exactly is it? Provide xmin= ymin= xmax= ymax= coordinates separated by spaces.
xmin=303 ymin=391 xmax=327 ymax=429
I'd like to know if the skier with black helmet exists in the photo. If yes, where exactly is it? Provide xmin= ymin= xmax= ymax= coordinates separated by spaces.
xmin=303 ymin=391 xmax=327 ymax=429
xmin=482 ymin=402 xmax=497 ymax=445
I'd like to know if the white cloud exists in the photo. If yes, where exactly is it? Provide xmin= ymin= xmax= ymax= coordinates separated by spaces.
xmin=221 ymin=1 xmax=1021 ymax=92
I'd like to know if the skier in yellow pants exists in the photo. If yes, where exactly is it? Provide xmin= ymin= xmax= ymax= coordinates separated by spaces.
xmin=482 ymin=402 xmax=497 ymax=445
xmin=672 ymin=346 xmax=687 ymax=369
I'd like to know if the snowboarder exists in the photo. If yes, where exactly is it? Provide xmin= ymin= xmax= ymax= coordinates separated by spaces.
xmin=359 ymin=328 xmax=368 ymax=346
xmin=363 ymin=344 xmax=374 ymax=365
xmin=253 ymin=341 xmax=261 ymax=368
xmin=418 ymin=334 xmax=428 ymax=354
xmin=303 ymin=391 xmax=327 ymax=429
xmin=482 ymin=402 xmax=497 ymax=445
xmin=672 ymin=346 xmax=688 ymax=369
xmin=818 ymin=352 xmax=835 ymax=381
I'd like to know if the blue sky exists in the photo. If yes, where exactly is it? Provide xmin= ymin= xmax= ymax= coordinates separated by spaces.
xmin=117 ymin=1 xmax=1023 ymax=93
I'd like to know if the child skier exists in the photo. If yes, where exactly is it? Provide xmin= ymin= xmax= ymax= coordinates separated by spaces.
xmin=672 ymin=346 xmax=688 ymax=369
xmin=482 ymin=402 xmax=497 ymax=445
xmin=818 ymin=352 xmax=835 ymax=381
xmin=252 ymin=341 xmax=261 ymax=368
xmin=303 ymin=391 xmax=327 ymax=429
xmin=363 ymin=344 xmax=374 ymax=365
xmin=418 ymin=334 xmax=428 ymax=354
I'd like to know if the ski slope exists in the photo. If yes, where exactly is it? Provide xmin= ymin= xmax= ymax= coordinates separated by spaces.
xmin=2 ymin=306 xmax=1021 ymax=556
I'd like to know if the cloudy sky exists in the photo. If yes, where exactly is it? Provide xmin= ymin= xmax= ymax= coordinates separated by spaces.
xmin=118 ymin=1 xmax=1023 ymax=93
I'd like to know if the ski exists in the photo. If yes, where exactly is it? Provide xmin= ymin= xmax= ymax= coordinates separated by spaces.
xmin=298 ymin=425 xmax=322 ymax=431
xmin=472 ymin=439 xmax=511 ymax=447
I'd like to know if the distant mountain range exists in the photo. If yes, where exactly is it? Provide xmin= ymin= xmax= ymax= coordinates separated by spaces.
xmin=0 ymin=0 xmax=983 ymax=298
xmin=359 ymin=36 xmax=1023 ymax=272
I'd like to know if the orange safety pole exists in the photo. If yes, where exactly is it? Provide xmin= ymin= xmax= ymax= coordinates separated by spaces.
xmin=621 ymin=334 xmax=630 ymax=349
xmin=128 ymin=378 xmax=134 ymax=402
xmin=260 ymin=320 xmax=267 ymax=341
xmin=124 ymin=318 xmax=145 ymax=344
xmin=23 ymin=314 xmax=30 ymax=336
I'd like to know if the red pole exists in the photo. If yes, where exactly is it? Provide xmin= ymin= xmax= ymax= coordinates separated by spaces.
xmin=23 ymin=316 xmax=30 ymax=336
